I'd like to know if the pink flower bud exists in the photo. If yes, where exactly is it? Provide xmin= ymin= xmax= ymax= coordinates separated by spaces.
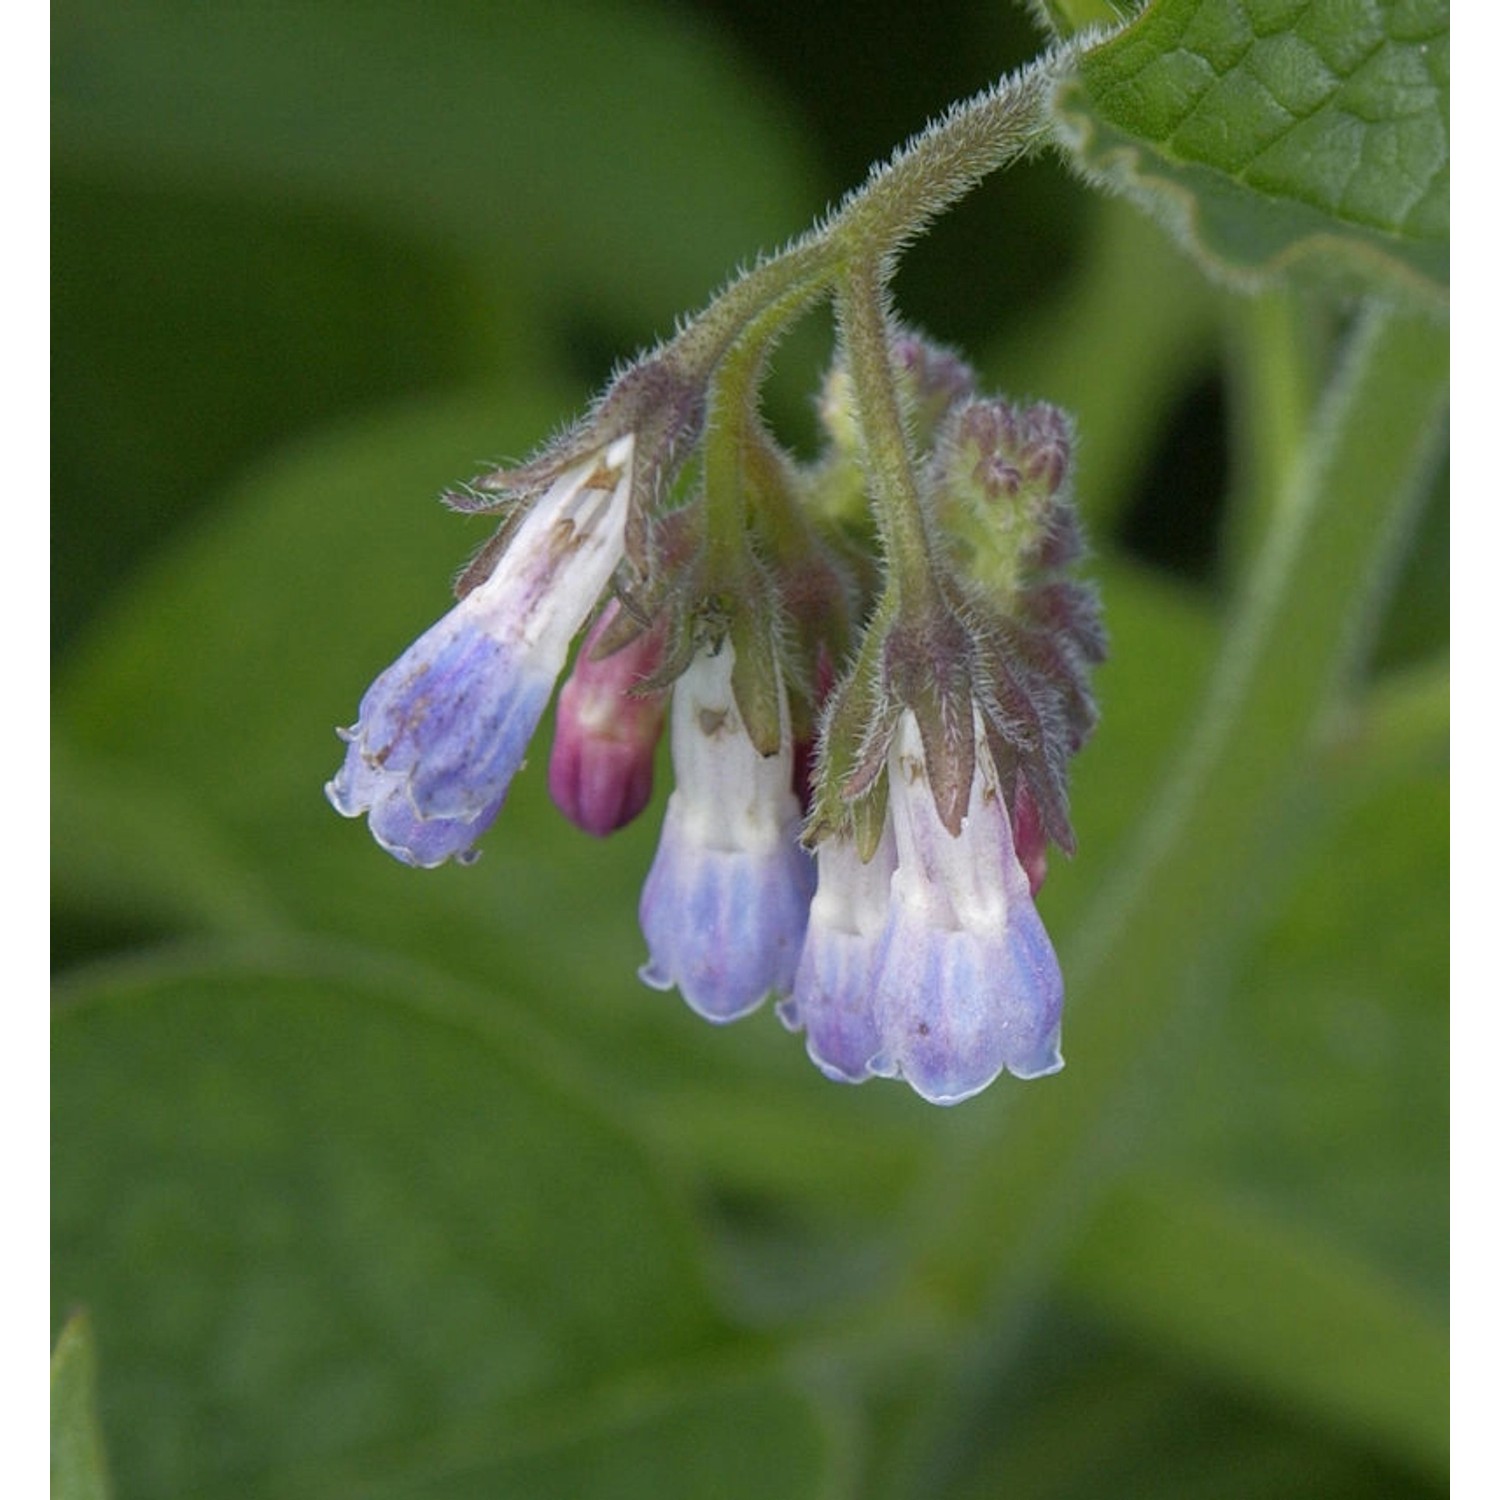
xmin=547 ymin=601 xmax=667 ymax=837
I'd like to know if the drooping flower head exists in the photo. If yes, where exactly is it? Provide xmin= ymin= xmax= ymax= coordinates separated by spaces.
xmin=638 ymin=638 xmax=814 ymax=1023
xmin=787 ymin=374 xmax=1102 ymax=1102
xmin=327 ymin=435 xmax=635 ymax=865
xmin=325 ymin=296 xmax=1102 ymax=1109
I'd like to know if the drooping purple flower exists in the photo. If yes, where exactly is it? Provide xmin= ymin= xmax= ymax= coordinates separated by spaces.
xmin=327 ymin=435 xmax=635 ymax=865
xmin=548 ymin=600 xmax=668 ymax=837
xmin=869 ymin=708 xmax=1064 ymax=1104
xmin=779 ymin=826 xmax=896 ymax=1083
xmin=639 ymin=641 xmax=814 ymax=1023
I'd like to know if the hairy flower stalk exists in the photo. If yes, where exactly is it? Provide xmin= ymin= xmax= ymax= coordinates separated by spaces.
xmin=325 ymin=58 xmax=1100 ymax=1102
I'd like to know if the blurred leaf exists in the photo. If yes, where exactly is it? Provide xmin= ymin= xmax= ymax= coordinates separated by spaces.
xmin=1031 ymin=1 xmax=1137 ymax=40
xmin=1168 ymin=738 xmax=1449 ymax=1296
xmin=1051 ymin=0 xmax=1449 ymax=303
xmin=52 ymin=736 xmax=287 ymax=958
xmin=52 ymin=0 xmax=817 ymax=324
xmin=1046 ymin=656 xmax=1448 ymax=1477
xmin=939 ymin=1305 xmax=1436 ymax=1500
xmin=51 ymin=173 xmax=514 ymax=650
xmin=1061 ymin=1176 xmax=1447 ymax=1477
xmin=53 ymin=953 xmax=838 ymax=1499
xmin=52 ymin=1311 xmax=113 ymax=1500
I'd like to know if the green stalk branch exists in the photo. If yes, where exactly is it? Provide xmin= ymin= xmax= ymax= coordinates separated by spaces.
xmin=700 ymin=327 xmax=771 ymax=587
xmin=1221 ymin=287 xmax=1329 ymax=583
xmin=834 ymin=260 xmax=939 ymax=609
xmin=829 ymin=57 xmax=1057 ymax=267
xmin=666 ymin=55 xmax=1059 ymax=382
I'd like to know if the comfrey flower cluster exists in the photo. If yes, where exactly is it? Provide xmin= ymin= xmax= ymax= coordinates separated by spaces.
xmin=327 ymin=67 xmax=1103 ymax=1103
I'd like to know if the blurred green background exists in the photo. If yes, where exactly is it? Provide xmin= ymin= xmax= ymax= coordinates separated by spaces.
xmin=52 ymin=2 xmax=1447 ymax=1497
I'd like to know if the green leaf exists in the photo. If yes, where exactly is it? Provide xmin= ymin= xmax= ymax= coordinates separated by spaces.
xmin=1051 ymin=0 xmax=1449 ymax=302
xmin=53 ymin=952 xmax=837 ymax=1499
xmin=52 ymin=1312 xmax=113 ymax=1500
xmin=52 ymin=0 xmax=817 ymax=323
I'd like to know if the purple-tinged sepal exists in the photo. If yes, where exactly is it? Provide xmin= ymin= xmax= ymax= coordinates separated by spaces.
xmin=870 ymin=709 xmax=1064 ymax=1105
xmin=1010 ymin=779 xmax=1049 ymax=897
xmin=327 ymin=435 xmax=636 ymax=865
xmin=779 ymin=825 xmax=895 ymax=1083
xmin=639 ymin=640 xmax=814 ymax=1022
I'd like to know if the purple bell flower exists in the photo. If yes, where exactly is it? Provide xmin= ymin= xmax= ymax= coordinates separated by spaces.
xmin=639 ymin=642 xmax=814 ymax=1022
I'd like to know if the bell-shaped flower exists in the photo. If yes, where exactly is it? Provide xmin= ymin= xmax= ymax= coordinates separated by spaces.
xmin=639 ymin=641 xmax=814 ymax=1023
xmin=779 ymin=826 xmax=896 ymax=1083
xmin=548 ymin=601 xmax=668 ymax=837
xmin=327 ymin=435 xmax=635 ymax=866
xmin=870 ymin=708 xmax=1064 ymax=1104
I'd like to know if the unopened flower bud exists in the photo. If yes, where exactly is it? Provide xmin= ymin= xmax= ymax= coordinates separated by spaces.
xmin=548 ymin=601 xmax=667 ymax=837
xmin=890 ymin=332 xmax=977 ymax=445
xmin=930 ymin=398 xmax=1078 ymax=594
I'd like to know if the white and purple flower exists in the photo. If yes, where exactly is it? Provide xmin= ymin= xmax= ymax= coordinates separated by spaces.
xmin=327 ymin=435 xmax=635 ymax=866
xmin=869 ymin=708 xmax=1064 ymax=1104
xmin=638 ymin=641 xmax=815 ymax=1023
